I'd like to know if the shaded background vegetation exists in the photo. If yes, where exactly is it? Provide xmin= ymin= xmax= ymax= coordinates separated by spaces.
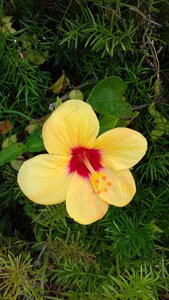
xmin=0 ymin=0 xmax=169 ymax=299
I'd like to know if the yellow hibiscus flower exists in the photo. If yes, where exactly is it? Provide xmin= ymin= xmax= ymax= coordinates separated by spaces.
xmin=17 ymin=100 xmax=147 ymax=225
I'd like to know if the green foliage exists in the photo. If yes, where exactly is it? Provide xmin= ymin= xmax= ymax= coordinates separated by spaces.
xmin=99 ymin=115 xmax=120 ymax=134
xmin=57 ymin=5 xmax=136 ymax=58
xmin=88 ymin=76 xmax=132 ymax=117
xmin=102 ymin=267 xmax=159 ymax=300
xmin=148 ymin=104 xmax=169 ymax=140
xmin=137 ymin=142 xmax=169 ymax=183
xmin=0 ymin=142 xmax=26 ymax=166
xmin=104 ymin=215 xmax=162 ymax=261
xmin=0 ymin=127 xmax=45 ymax=166
xmin=0 ymin=0 xmax=169 ymax=299
xmin=0 ymin=252 xmax=40 ymax=299
xmin=25 ymin=127 xmax=45 ymax=153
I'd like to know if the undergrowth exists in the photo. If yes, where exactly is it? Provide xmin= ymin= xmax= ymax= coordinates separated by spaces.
xmin=0 ymin=0 xmax=169 ymax=299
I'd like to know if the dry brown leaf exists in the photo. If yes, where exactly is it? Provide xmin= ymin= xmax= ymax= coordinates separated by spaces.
xmin=0 ymin=120 xmax=12 ymax=134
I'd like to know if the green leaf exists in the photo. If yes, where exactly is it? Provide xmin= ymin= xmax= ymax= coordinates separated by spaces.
xmin=150 ymin=129 xmax=166 ymax=140
xmin=25 ymin=128 xmax=45 ymax=152
xmin=51 ymin=73 xmax=70 ymax=94
xmin=99 ymin=115 xmax=119 ymax=134
xmin=153 ymin=79 xmax=160 ymax=96
xmin=0 ymin=15 xmax=16 ymax=35
xmin=2 ymin=134 xmax=17 ymax=148
xmin=0 ymin=143 xmax=26 ymax=166
xmin=2 ymin=16 xmax=12 ymax=24
xmin=149 ymin=105 xmax=167 ymax=127
xmin=55 ymin=96 xmax=62 ymax=108
xmin=69 ymin=89 xmax=84 ymax=100
xmin=27 ymin=50 xmax=48 ymax=65
xmin=87 ymin=76 xmax=132 ymax=117
xmin=10 ymin=158 xmax=23 ymax=171
xmin=149 ymin=104 xmax=169 ymax=140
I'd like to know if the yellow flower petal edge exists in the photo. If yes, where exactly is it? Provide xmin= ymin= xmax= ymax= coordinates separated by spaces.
xmin=17 ymin=154 xmax=72 ymax=205
xmin=95 ymin=127 xmax=147 ymax=170
xmin=42 ymin=99 xmax=100 ymax=155
xmin=66 ymin=172 xmax=109 ymax=225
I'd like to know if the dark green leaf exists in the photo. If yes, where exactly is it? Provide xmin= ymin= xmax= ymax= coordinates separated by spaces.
xmin=87 ymin=76 xmax=132 ymax=117
xmin=25 ymin=128 xmax=45 ymax=152
xmin=99 ymin=115 xmax=119 ymax=134
xmin=0 ymin=143 xmax=26 ymax=166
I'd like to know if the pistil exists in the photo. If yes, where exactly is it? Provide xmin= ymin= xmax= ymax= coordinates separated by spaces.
xmin=82 ymin=157 xmax=95 ymax=173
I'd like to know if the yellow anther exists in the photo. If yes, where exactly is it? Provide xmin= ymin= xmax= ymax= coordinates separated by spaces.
xmin=90 ymin=171 xmax=111 ymax=195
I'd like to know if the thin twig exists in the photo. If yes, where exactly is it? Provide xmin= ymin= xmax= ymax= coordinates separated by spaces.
xmin=129 ymin=5 xmax=162 ymax=27
xmin=132 ymin=98 xmax=168 ymax=111
xmin=132 ymin=103 xmax=149 ymax=110
xmin=33 ymin=243 xmax=47 ymax=268
xmin=143 ymin=29 xmax=161 ymax=95
xmin=49 ymin=79 xmax=97 ymax=110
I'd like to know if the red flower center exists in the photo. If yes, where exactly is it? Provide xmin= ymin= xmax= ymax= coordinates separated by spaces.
xmin=68 ymin=146 xmax=102 ymax=178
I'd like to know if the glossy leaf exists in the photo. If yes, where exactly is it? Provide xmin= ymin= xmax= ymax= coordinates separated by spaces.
xmin=25 ymin=128 xmax=45 ymax=152
xmin=99 ymin=115 xmax=119 ymax=134
xmin=87 ymin=76 xmax=132 ymax=117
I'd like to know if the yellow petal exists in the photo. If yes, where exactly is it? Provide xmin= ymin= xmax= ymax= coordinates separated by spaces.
xmin=42 ymin=100 xmax=99 ymax=155
xmin=91 ymin=168 xmax=136 ymax=207
xmin=17 ymin=154 xmax=72 ymax=205
xmin=95 ymin=128 xmax=147 ymax=170
xmin=66 ymin=172 xmax=109 ymax=225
